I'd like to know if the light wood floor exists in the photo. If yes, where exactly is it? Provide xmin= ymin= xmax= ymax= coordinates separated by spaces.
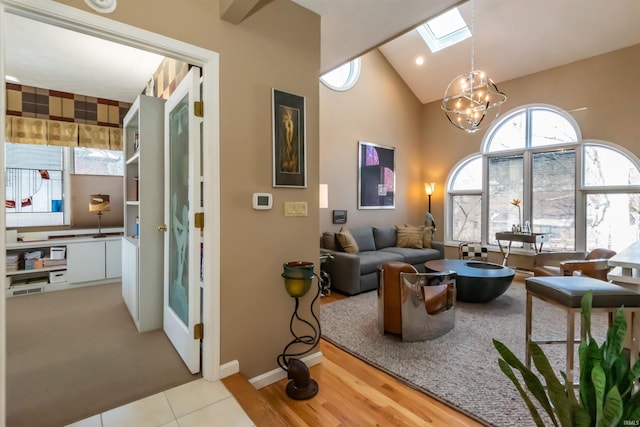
xmin=224 ymin=340 xmax=483 ymax=426
xmin=223 ymin=289 xmax=485 ymax=426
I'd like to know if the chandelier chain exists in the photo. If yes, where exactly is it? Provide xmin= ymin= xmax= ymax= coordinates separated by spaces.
xmin=470 ymin=0 xmax=475 ymax=72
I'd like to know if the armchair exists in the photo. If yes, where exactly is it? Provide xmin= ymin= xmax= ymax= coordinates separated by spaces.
xmin=533 ymin=248 xmax=617 ymax=281
xmin=377 ymin=261 xmax=456 ymax=342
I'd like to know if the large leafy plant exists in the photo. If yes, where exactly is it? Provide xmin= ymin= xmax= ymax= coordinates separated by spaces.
xmin=493 ymin=291 xmax=640 ymax=426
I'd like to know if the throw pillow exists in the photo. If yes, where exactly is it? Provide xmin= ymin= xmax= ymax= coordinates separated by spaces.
xmin=404 ymin=224 xmax=434 ymax=248
xmin=423 ymin=226 xmax=434 ymax=248
xmin=336 ymin=226 xmax=359 ymax=253
xmin=396 ymin=225 xmax=424 ymax=249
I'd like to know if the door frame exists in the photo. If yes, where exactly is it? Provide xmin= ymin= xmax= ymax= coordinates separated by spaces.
xmin=0 ymin=0 xmax=221 ymax=422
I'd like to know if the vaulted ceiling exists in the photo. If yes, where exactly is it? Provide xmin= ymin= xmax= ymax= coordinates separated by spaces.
xmin=293 ymin=0 xmax=640 ymax=104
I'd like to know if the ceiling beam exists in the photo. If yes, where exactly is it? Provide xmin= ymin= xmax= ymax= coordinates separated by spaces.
xmin=219 ymin=0 xmax=274 ymax=24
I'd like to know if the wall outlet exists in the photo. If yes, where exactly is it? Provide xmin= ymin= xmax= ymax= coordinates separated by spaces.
xmin=284 ymin=201 xmax=308 ymax=217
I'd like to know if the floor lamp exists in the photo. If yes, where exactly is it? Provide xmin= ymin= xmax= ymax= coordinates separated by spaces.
xmin=89 ymin=194 xmax=110 ymax=238
xmin=424 ymin=183 xmax=436 ymax=230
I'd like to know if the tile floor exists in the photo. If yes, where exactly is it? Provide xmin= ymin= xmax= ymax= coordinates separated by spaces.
xmin=66 ymin=378 xmax=255 ymax=427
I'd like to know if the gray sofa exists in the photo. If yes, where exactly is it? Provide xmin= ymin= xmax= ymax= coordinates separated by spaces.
xmin=321 ymin=226 xmax=444 ymax=295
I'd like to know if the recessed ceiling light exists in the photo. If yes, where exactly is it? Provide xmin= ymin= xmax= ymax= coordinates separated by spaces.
xmin=415 ymin=57 xmax=424 ymax=66
xmin=5 ymin=75 xmax=20 ymax=83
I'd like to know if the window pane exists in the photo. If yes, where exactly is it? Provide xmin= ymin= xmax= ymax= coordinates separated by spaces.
xmin=486 ymin=111 xmax=526 ymax=152
xmin=451 ymin=195 xmax=481 ymax=242
xmin=6 ymin=142 xmax=62 ymax=169
xmin=451 ymin=157 xmax=482 ymax=191
xmin=488 ymin=155 xmax=523 ymax=245
xmin=584 ymin=145 xmax=640 ymax=186
xmin=5 ymin=143 xmax=64 ymax=227
xmin=532 ymin=150 xmax=576 ymax=251
xmin=427 ymin=8 xmax=467 ymax=39
xmin=531 ymin=109 xmax=578 ymax=147
xmin=586 ymin=193 xmax=640 ymax=252
xmin=74 ymin=147 xmax=124 ymax=175
xmin=320 ymin=58 xmax=361 ymax=91
xmin=6 ymin=169 xmax=64 ymax=227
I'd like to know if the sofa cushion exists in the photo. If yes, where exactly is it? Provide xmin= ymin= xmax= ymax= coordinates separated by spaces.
xmin=404 ymin=224 xmax=433 ymax=248
xmin=373 ymin=226 xmax=396 ymax=249
xmin=336 ymin=226 xmax=359 ymax=253
xmin=322 ymin=231 xmax=338 ymax=250
xmin=379 ymin=247 xmax=442 ymax=265
xmin=359 ymin=250 xmax=404 ymax=275
xmin=396 ymin=225 xmax=424 ymax=249
xmin=423 ymin=226 xmax=434 ymax=248
xmin=349 ymin=227 xmax=377 ymax=252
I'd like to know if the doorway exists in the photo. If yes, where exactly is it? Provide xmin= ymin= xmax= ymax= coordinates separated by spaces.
xmin=0 ymin=0 xmax=221 ymax=424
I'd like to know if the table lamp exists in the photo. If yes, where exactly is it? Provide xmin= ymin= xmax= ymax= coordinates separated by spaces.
xmin=89 ymin=194 xmax=110 ymax=238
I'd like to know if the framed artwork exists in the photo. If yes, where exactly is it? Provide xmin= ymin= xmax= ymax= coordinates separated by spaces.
xmin=332 ymin=210 xmax=347 ymax=224
xmin=272 ymin=88 xmax=306 ymax=188
xmin=358 ymin=141 xmax=395 ymax=209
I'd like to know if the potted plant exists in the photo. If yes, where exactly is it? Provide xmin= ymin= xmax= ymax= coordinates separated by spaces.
xmin=493 ymin=291 xmax=640 ymax=426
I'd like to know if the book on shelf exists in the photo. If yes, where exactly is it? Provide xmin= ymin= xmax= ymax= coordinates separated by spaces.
xmin=42 ymin=258 xmax=67 ymax=267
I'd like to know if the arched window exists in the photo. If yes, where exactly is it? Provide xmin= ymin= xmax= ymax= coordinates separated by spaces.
xmin=320 ymin=58 xmax=361 ymax=91
xmin=446 ymin=104 xmax=640 ymax=252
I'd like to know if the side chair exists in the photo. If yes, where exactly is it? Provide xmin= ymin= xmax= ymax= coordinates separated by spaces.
xmin=458 ymin=242 xmax=488 ymax=261
xmin=533 ymin=248 xmax=617 ymax=281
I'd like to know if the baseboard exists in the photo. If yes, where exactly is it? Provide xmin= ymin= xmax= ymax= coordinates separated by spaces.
xmin=249 ymin=351 xmax=323 ymax=389
xmin=219 ymin=360 xmax=240 ymax=378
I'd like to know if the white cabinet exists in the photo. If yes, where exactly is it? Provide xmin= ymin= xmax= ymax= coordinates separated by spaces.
xmin=5 ymin=235 xmax=122 ymax=297
xmin=67 ymin=241 xmax=106 ymax=283
xmin=106 ymin=239 xmax=122 ymax=279
xmin=121 ymin=95 xmax=165 ymax=332
xmin=67 ymin=238 xmax=123 ymax=284
xmin=121 ymin=238 xmax=139 ymax=322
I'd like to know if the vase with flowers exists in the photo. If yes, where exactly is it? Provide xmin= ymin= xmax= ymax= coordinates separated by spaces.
xmin=510 ymin=198 xmax=522 ymax=232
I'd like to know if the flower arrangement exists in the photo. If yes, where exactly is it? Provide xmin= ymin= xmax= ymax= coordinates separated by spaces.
xmin=510 ymin=198 xmax=522 ymax=231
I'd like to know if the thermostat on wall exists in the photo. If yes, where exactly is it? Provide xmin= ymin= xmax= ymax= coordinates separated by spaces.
xmin=253 ymin=193 xmax=273 ymax=210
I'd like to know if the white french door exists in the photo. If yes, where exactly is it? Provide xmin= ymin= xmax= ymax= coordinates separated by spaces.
xmin=163 ymin=67 xmax=203 ymax=374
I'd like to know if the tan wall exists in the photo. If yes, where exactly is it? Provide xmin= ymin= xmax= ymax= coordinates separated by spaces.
xmin=54 ymin=0 xmax=320 ymax=378
xmin=421 ymin=43 xmax=640 ymax=249
xmin=319 ymin=49 xmax=424 ymax=234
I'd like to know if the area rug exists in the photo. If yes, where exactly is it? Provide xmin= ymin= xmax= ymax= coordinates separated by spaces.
xmin=320 ymin=282 xmax=608 ymax=427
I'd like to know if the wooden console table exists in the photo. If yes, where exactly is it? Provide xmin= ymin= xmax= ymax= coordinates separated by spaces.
xmin=495 ymin=231 xmax=549 ymax=266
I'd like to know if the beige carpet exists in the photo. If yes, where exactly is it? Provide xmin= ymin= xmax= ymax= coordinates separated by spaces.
xmin=6 ymin=282 xmax=199 ymax=427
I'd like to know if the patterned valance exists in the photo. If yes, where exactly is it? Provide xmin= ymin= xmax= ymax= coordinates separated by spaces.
xmin=109 ymin=128 xmax=123 ymax=151
xmin=5 ymin=116 xmax=121 ymax=150
xmin=78 ymin=124 xmax=109 ymax=149
xmin=5 ymin=117 xmax=11 ymax=140
xmin=48 ymin=120 xmax=79 ymax=147
xmin=10 ymin=117 xmax=47 ymax=145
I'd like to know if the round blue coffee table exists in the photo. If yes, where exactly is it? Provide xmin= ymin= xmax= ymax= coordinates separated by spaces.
xmin=425 ymin=259 xmax=515 ymax=303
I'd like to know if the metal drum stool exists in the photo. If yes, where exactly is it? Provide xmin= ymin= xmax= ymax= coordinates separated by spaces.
xmin=525 ymin=276 xmax=640 ymax=384
xmin=378 ymin=262 xmax=456 ymax=342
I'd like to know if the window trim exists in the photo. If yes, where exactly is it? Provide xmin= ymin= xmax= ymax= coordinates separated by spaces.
xmin=481 ymin=103 xmax=582 ymax=153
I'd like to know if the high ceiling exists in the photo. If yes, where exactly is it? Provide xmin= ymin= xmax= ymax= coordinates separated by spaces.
xmin=295 ymin=0 xmax=640 ymax=104
xmin=4 ymin=1 xmax=640 ymax=106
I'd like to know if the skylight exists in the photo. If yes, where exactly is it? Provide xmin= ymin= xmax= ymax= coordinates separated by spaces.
xmin=417 ymin=7 xmax=470 ymax=53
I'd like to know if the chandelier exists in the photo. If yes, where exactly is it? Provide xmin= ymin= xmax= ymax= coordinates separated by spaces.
xmin=441 ymin=0 xmax=506 ymax=133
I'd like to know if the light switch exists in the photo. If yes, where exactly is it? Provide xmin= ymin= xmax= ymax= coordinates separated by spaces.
xmin=284 ymin=201 xmax=308 ymax=217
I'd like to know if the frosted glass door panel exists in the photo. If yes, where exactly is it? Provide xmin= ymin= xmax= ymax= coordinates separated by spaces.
xmin=168 ymin=95 xmax=190 ymax=325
